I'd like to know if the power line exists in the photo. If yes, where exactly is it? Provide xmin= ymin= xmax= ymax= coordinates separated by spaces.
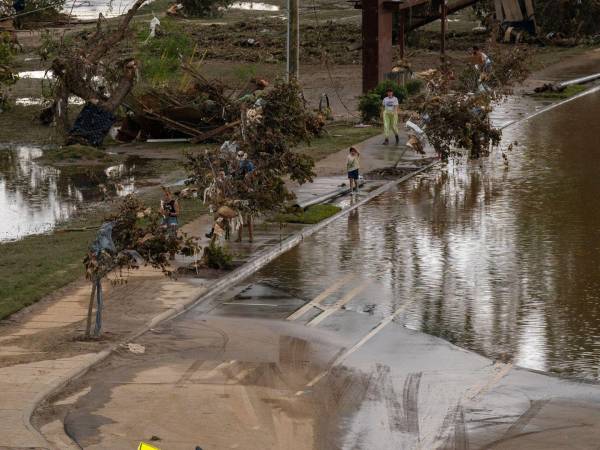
xmin=0 ymin=0 xmax=67 ymax=21
xmin=308 ymin=0 xmax=358 ymax=119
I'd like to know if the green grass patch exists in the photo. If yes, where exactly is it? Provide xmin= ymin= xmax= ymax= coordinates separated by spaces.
xmin=38 ymin=144 xmax=114 ymax=164
xmin=135 ymin=17 xmax=195 ymax=85
xmin=0 ymin=187 xmax=206 ymax=321
xmin=532 ymin=84 xmax=587 ymax=99
xmin=294 ymin=125 xmax=380 ymax=162
xmin=273 ymin=204 xmax=341 ymax=224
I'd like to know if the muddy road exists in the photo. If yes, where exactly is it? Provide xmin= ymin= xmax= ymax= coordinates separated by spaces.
xmin=33 ymin=88 xmax=600 ymax=449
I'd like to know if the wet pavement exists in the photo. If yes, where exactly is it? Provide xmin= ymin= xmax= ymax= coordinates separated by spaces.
xmin=37 ymin=87 xmax=600 ymax=449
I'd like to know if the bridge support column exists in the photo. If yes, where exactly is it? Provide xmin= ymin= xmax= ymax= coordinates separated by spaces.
xmin=362 ymin=0 xmax=393 ymax=93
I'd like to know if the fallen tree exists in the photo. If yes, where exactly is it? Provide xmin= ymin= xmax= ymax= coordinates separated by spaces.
xmin=116 ymin=65 xmax=244 ymax=142
xmin=83 ymin=195 xmax=199 ymax=337
xmin=184 ymin=79 xmax=322 ymax=244
xmin=47 ymin=0 xmax=146 ymax=145
xmin=405 ymin=42 xmax=530 ymax=159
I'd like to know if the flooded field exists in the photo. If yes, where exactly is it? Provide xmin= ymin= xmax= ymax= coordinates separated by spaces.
xmin=0 ymin=146 xmax=151 ymax=241
xmin=65 ymin=0 xmax=279 ymax=20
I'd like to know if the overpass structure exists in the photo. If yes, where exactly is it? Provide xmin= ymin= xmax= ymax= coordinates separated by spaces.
xmin=359 ymin=0 xmax=480 ymax=92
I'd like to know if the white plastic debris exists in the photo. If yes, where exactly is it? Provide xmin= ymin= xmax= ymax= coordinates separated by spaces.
xmin=126 ymin=343 xmax=146 ymax=354
xmin=146 ymin=15 xmax=161 ymax=42
xmin=220 ymin=140 xmax=239 ymax=154
xmin=405 ymin=120 xmax=424 ymax=135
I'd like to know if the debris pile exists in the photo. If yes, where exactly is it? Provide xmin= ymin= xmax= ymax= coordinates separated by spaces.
xmin=118 ymin=67 xmax=325 ymax=144
xmin=190 ymin=18 xmax=362 ymax=64
xmin=117 ymin=66 xmax=242 ymax=142
xmin=405 ymin=43 xmax=530 ymax=159
xmin=184 ymin=80 xmax=321 ymax=245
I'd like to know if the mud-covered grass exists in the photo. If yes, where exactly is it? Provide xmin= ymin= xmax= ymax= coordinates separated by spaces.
xmin=0 ymin=192 xmax=205 ymax=321
xmin=532 ymin=84 xmax=587 ymax=99
xmin=38 ymin=144 xmax=115 ymax=164
xmin=295 ymin=125 xmax=380 ymax=162
xmin=273 ymin=204 xmax=341 ymax=224
xmin=0 ymin=105 xmax=59 ymax=144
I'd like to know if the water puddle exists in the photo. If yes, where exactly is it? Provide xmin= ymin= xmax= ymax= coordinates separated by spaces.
xmin=18 ymin=70 xmax=54 ymax=79
xmin=61 ymin=0 xmax=279 ymax=20
xmin=15 ymin=96 xmax=85 ymax=106
xmin=64 ymin=0 xmax=139 ymax=20
xmin=230 ymin=2 xmax=280 ymax=11
xmin=0 ymin=146 xmax=153 ymax=242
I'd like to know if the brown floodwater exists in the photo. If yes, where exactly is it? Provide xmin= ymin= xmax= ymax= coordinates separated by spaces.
xmin=0 ymin=147 xmax=149 ymax=241
xmin=254 ymin=89 xmax=600 ymax=380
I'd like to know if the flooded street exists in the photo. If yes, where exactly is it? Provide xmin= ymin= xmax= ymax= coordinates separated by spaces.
xmin=254 ymin=89 xmax=600 ymax=379
xmin=43 ymin=88 xmax=600 ymax=450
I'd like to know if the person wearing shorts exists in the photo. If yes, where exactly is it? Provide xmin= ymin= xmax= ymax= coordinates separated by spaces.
xmin=347 ymin=147 xmax=360 ymax=192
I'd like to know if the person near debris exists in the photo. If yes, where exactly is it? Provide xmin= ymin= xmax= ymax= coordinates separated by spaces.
xmin=347 ymin=147 xmax=360 ymax=192
xmin=382 ymin=89 xmax=400 ymax=145
xmin=236 ymin=151 xmax=255 ymax=177
xmin=235 ymin=151 xmax=255 ymax=243
xmin=472 ymin=46 xmax=492 ymax=74
xmin=160 ymin=187 xmax=179 ymax=258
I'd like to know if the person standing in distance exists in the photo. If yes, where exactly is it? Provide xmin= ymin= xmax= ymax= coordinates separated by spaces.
xmin=382 ymin=89 xmax=400 ymax=145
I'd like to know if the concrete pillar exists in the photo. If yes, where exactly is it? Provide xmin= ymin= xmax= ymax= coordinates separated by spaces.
xmin=398 ymin=10 xmax=406 ymax=60
xmin=362 ymin=0 xmax=393 ymax=93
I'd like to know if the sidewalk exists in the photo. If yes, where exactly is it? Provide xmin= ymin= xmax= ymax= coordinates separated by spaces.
xmin=0 ymin=131 xmax=433 ymax=448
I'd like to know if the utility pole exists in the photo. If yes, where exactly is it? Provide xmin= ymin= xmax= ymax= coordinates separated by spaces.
xmin=287 ymin=0 xmax=299 ymax=80
xmin=440 ymin=0 xmax=447 ymax=60
xmin=398 ymin=10 xmax=406 ymax=60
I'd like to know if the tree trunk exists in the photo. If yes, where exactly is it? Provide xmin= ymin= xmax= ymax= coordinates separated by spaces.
xmin=85 ymin=280 xmax=97 ymax=337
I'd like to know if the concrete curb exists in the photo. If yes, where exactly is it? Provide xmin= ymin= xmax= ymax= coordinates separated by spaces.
xmin=28 ymin=160 xmax=439 ymax=448
xmin=163 ymin=160 xmax=440 ymax=324
xmin=23 ymin=349 xmax=111 ymax=447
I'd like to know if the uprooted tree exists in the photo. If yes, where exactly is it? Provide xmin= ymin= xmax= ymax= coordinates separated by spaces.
xmin=83 ymin=195 xmax=199 ymax=337
xmin=185 ymin=79 xmax=321 ymax=250
xmin=47 ymin=0 xmax=146 ymax=145
xmin=405 ymin=42 xmax=531 ymax=159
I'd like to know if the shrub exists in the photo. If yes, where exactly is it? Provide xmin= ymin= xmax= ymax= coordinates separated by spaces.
xmin=203 ymin=242 xmax=234 ymax=270
xmin=358 ymin=93 xmax=382 ymax=122
xmin=373 ymin=80 xmax=408 ymax=102
xmin=405 ymin=78 xmax=424 ymax=96
xmin=358 ymin=80 xmax=409 ymax=122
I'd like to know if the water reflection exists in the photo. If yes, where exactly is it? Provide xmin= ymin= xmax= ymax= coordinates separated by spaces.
xmin=256 ymin=90 xmax=600 ymax=380
xmin=0 ymin=146 xmax=145 ymax=242
xmin=65 ymin=0 xmax=137 ymax=20
xmin=62 ymin=0 xmax=280 ymax=20
xmin=230 ymin=2 xmax=280 ymax=11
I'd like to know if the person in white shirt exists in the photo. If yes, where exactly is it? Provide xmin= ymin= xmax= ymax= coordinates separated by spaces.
xmin=381 ymin=89 xmax=399 ymax=145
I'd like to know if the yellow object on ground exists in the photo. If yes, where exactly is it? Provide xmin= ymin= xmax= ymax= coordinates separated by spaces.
xmin=383 ymin=110 xmax=399 ymax=138
xmin=138 ymin=443 xmax=161 ymax=450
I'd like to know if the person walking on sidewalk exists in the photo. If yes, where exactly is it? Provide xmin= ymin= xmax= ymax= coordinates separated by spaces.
xmin=382 ymin=89 xmax=400 ymax=145
xmin=347 ymin=147 xmax=360 ymax=192
xmin=160 ymin=187 xmax=180 ymax=259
